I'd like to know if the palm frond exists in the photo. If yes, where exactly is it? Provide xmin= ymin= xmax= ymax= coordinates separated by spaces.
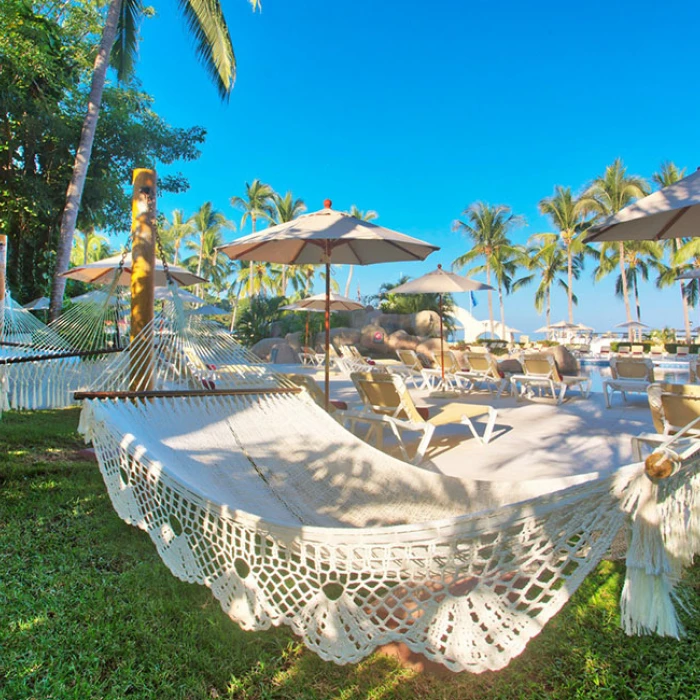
xmin=177 ymin=0 xmax=236 ymax=100
xmin=112 ymin=0 xmax=141 ymax=82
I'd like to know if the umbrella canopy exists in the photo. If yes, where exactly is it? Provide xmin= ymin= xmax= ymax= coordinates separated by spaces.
xmin=218 ymin=201 xmax=438 ymax=408
xmin=186 ymin=304 xmax=227 ymax=316
xmin=574 ymin=324 xmax=595 ymax=332
xmin=676 ymin=269 xmax=700 ymax=280
xmin=217 ymin=202 xmax=439 ymax=265
xmin=60 ymin=253 xmax=206 ymax=287
xmin=23 ymin=296 xmax=50 ymax=310
xmin=154 ymin=287 xmax=206 ymax=304
xmin=281 ymin=293 xmax=364 ymax=312
xmin=389 ymin=265 xmax=492 ymax=295
xmin=534 ymin=320 xmax=579 ymax=333
xmin=586 ymin=168 xmax=700 ymax=243
xmin=615 ymin=321 xmax=649 ymax=329
xmin=390 ymin=265 xmax=493 ymax=389
xmin=71 ymin=286 xmax=206 ymax=305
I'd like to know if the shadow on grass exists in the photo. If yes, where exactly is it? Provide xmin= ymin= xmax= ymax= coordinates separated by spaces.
xmin=2 ymin=408 xmax=700 ymax=700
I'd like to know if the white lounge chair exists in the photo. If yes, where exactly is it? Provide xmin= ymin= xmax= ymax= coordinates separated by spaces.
xmin=602 ymin=357 xmax=654 ymax=409
xmin=510 ymin=352 xmax=591 ymax=404
xmin=457 ymin=351 xmax=509 ymax=397
xmin=350 ymin=370 xmax=498 ymax=463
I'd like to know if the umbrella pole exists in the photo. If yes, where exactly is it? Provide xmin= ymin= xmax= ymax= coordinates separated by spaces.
xmin=324 ymin=259 xmax=331 ymax=411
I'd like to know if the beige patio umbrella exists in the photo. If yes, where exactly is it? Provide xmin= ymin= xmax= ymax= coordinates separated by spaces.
xmin=586 ymin=168 xmax=700 ymax=243
xmin=281 ymin=292 xmax=365 ymax=313
xmin=282 ymin=293 xmax=365 ymax=349
xmin=390 ymin=264 xmax=493 ymax=392
xmin=60 ymin=253 xmax=206 ymax=287
xmin=218 ymin=200 xmax=438 ymax=408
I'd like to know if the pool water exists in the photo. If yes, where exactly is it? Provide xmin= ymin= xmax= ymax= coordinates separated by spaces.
xmin=579 ymin=363 xmax=689 ymax=393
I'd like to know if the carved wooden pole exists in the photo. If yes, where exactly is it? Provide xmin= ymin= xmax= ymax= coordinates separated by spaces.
xmin=129 ymin=169 xmax=157 ymax=392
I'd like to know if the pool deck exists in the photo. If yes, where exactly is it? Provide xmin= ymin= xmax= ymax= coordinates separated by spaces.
xmin=277 ymin=363 xmax=656 ymax=482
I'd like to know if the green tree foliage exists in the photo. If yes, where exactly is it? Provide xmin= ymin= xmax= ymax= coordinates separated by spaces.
xmin=0 ymin=1 xmax=206 ymax=303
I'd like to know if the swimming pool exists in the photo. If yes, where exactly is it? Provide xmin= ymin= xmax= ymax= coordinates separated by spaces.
xmin=579 ymin=361 xmax=689 ymax=393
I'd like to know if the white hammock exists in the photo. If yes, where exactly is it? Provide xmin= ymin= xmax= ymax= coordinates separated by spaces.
xmin=78 ymin=388 xmax=700 ymax=673
xmin=0 ymin=285 xmax=128 ymax=415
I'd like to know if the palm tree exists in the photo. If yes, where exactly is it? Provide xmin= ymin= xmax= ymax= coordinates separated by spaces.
xmin=159 ymin=210 xmax=194 ymax=265
xmin=652 ymin=162 xmax=690 ymax=340
xmin=344 ymin=205 xmax=378 ymax=297
xmin=538 ymin=186 xmax=591 ymax=323
xmin=270 ymin=191 xmax=306 ymax=296
xmin=594 ymin=240 xmax=663 ymax=321
xmin=671 ymin=239 xmax=700 ymax=333
xmin=579 ymin=159 xmax=649 ymax=335
xmin=186 ymin=203 xmax=232 ymax=296
xmin=49 ymin=0 xmax=260 ymax=321
xmin=70 ymin=227 xmax=111 ymax=266
xmin=515 ymin=234 xmax=577 ymax=329
xmin=452 ymin=202 xmax=524 ymax=338
xmin=231 ymin=179 xmax=275 ymax=297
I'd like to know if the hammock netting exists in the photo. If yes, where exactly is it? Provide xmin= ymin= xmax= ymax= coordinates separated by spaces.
xmin=75 ymin=300 xmax=700 ymax=672
xmin=0 ymin=285 xmax=129 ymax=414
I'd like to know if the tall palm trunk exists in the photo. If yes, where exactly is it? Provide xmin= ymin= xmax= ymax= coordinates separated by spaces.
xmin=674 ymin=238 xmax=692 ymax=342
xmin=281 ymin=265 xmax=287 ymax=297
xmin=546 ymin=288 xmax=551 ymax=328
xmin=566 ymin=241 xmax=573 ymax=323
xmin=633 ymin=272 xmax=641 ymax=321
xmin=344 ymin=266 xmax=354 ymax=298
xmin=681 ymin=281 xmax=691 ymax=342
xmin=486 ymin=263 xmax=495 ymax=338
xmin=49 ymin=0 xmax=123 ymax=321
xmin=618 ymin=241 xmax=633 ymax=339
xmin=498 ymin=284 xmax=506 ymax=340
xmin=248 ymin=215 xmax=256 ymax=297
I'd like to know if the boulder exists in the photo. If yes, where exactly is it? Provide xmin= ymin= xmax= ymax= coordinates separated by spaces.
xmin=250 ymin=338 xmax=299 ymax=363
xmin=285 ymin=332 xmax=303 ymax=353
xmin=385 ymin=329 xmax=423 ymax=351
xmin=549 ymin=345 xmax=579 ymax=376
xmin=329 ymin=327 xmax=362 ymax=347
xmin=416 ymin=338 xmax=449 ymax=367
xmin=414 ymin=310 xmax=441 ymax=337
xmin=498 ymin=358 xmax=523 ymax=375
xmin=359 ymin=324 xmax=392 ymax=354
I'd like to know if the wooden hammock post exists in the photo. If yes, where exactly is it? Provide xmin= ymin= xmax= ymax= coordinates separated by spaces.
xmin=130 ymin=169 xmax=157 ymax=392
xmin=0 ymin=235 xmax=6 ymax=341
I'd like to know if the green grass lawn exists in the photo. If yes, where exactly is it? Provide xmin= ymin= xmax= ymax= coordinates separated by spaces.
xmin=2 ymin=408 xmax=700 ymax=699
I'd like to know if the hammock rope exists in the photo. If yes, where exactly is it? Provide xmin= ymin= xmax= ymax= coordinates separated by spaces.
xmin=77 ymin=385 xmax=700 ymax=673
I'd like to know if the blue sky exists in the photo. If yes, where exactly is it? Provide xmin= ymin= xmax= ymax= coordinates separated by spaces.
xmin=131 ymin=0 xmax=700 ymax=334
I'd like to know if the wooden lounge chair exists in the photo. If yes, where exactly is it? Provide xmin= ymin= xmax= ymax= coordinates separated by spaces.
xmin=677 ymin=346 xmax=690 ymax=358
xmin=616 ymin=344 xmax=631 ymax=357
xmin=458 ymin=351 xmax=508 ymax=397
xmin=510 ymin=352 xmax=591 ymax=404
xmin=602 ymin=357 xmax=655 ymax=409
xmin=631 ymin=344 xmax=645 ymax=357
xmin=632 ymin=383 xmax=700 ymax=463
xmin=350 ymin=371 xmax=498 ymax=463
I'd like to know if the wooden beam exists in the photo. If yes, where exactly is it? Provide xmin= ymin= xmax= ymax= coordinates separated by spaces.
xmin=130 ymin=169 xmax=157 ymax=392
xmin=74 ymin=387 xmax=302 ymax=400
